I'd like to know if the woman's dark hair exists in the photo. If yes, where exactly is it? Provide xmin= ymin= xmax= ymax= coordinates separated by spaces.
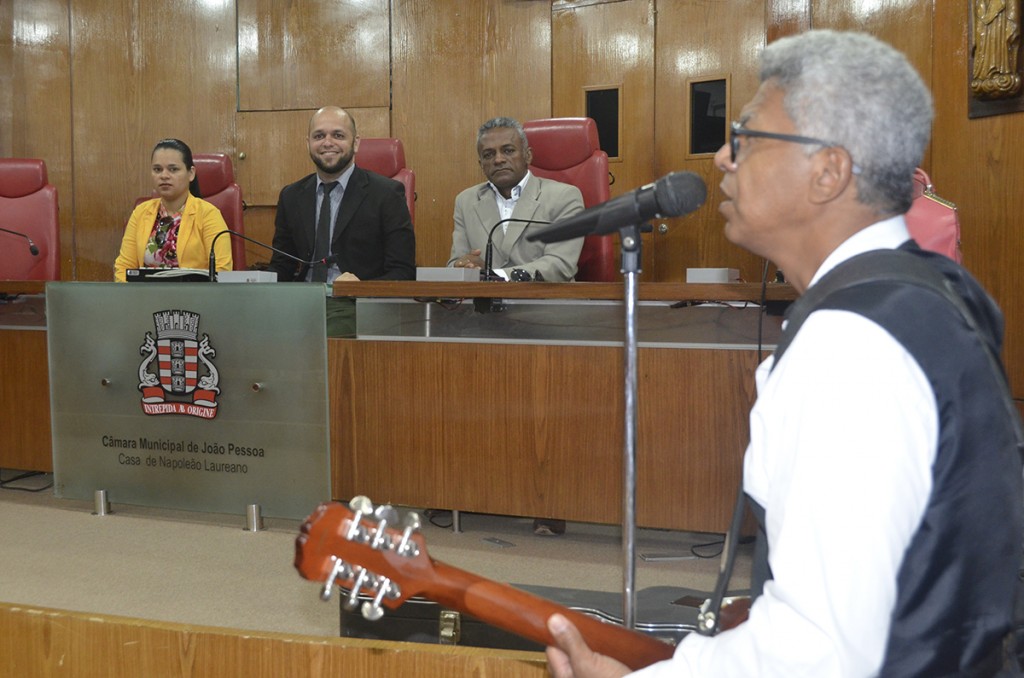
xmin=153 ymin=138 xmax=202 ymax=197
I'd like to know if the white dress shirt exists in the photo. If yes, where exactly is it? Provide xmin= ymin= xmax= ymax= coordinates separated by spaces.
xmin=633 ymin=217 xmax=937 ymax=677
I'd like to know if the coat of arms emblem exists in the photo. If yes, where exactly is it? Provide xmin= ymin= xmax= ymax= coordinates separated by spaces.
xmin=138 ymin=309 xmax=220 ymax=419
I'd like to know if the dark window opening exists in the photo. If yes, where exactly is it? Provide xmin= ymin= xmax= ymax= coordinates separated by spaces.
xmin=586 ymin=88 xmax=620 ymax=158
xmin=690 ymin=79 xmax=726 ymax=154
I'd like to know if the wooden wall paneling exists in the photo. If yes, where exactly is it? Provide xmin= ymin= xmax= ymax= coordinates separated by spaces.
xmin=932 ymin=2 xmax=1024 ymax=398
xmin=809 ymin=0 xmax=934 ymax=99
xmin=809 ymin=0 xmax=934 ymax=175
xmin=237 ymin=207 xmax=277 ymax=268
xmin=0 ymin=0 xmax=73 ymax=279
xmin=0 ymin=330 xmax=52 ymax=472
xmin=765 ymin=0 xmax=810 ymax=42
xmin=391 ymin=0 xmax=552 ymax=269
xmin=236 ymin=0 xmax=390 ymax=111
xmin=69 ymin=0 xmax=238 ymax=280
xmin=551 ymin=0 xmax=656 ymax=272
xmin=235 ymin=108 xmax=392 ymax=207
xmin=0 ymin=604 xmax=549 ymax=678
xmin=652 ymin=0 xmax=765 ymax=283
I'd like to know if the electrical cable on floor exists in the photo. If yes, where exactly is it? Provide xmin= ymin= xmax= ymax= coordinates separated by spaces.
xmin=0 ymin=470 xmax=53 ymax=492
xmin=690 ymin=534 xmax=756 ymax=559
xmin=425 ymin=509 xmax=453 ymax=529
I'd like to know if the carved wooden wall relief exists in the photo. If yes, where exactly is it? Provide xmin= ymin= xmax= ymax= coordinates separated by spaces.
xmin=969 ymin=0 xmax=1024 ymax=117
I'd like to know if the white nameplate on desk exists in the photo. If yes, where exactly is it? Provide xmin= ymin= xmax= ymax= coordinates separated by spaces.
xmin=217 ymin=271 xmax=278 ymax=283
xmin=685 ymin=268 xmax=740 ymax=283
xmin=416 ymin=267 xmax=480 ymax=282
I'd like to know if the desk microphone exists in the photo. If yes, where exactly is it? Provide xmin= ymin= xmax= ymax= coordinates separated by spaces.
xmin=482 ymin=218 xmax=551 ymax=280
xmin=527 ymin=171 xmax=707 ymax=244
xmin=208 ymin=229 xmax=335 ymax=281
xmin=0 ymin=227 xmax=40 ymax=256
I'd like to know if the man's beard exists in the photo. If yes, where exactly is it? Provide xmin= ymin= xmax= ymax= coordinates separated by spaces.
xmin=311 ymin=148 xmax=354 ymax=176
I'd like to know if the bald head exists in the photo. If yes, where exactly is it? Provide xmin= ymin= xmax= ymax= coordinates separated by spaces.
xmin=306 ymin=106 xmax=360 ymax=179
xmin=309 ymin=106 xmax=357 ymax=138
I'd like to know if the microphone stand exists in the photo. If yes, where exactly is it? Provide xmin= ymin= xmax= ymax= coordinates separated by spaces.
xmin=618 ymin=220 xmax=644 ymax=631
xmin=0 ymin=226 xmax=40 ymax=256
xmin=208 ymin=229 xmax=236 ymax=281
xmin=474 ymin=218 xmax=551 ymax=313
xmin=524 ymin=173 xmax=708 ymax=630
xmin=481 ymin=217 xmax=552 ymax=279
xmin=208 ymin=229 xmax=330 ymax=282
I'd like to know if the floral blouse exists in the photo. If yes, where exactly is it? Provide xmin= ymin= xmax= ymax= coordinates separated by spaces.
xmin=143 ymin=212 xmax=181 ymax=268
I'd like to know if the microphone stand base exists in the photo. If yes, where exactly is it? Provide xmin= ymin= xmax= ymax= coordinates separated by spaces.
xmin=473 ymin=297 xmax=505 ymax=313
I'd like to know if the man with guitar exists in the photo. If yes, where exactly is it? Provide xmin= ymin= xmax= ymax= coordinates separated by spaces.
xmin=546 ymin=30 xmax=1024 ymax=677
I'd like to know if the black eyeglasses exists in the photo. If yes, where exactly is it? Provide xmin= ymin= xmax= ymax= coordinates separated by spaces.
xmin=730 ymin=121 xmax=861 ymax=174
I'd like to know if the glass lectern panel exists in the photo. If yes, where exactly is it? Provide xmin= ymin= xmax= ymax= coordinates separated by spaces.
xmin=47 ymin=282 xmax=330 ymax=519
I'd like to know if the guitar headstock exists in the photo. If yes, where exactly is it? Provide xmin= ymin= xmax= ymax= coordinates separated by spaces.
xmin=295 ymin=496 xmax=432 ymax=621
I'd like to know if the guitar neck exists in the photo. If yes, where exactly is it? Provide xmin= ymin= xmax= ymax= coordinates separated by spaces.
xmin=422 ymin=558 xmax=675 ymax=671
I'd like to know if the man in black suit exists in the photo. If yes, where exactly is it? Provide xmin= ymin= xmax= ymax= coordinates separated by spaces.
xmin=270 ymin=106 xmax=415 ymax=334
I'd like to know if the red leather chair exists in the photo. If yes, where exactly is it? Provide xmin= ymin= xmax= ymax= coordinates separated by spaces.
xmin=0 ymin=158 xmax=61 ymax=280
xmin=134 ymin=153 xmax=246 ymax=270
xmin=193 ymin=154 xmax=246 ymax=270
xmin=357 ymin=138 xmax=416 ymax=225
xmin=523 ymin=117 xmax=617 ymax=282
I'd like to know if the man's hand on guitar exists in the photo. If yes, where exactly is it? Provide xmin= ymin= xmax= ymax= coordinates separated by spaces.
xmin=546 ymin=613 xmax=632 ymax=678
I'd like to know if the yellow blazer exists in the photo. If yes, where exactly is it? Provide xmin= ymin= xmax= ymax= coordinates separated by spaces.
xmin=113 ymin=195 xmax=233 ymax=282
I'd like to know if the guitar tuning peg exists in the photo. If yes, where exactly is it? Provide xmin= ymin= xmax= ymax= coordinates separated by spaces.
xmin=375 ymin=504 xmax=398 ymax=524
xmin=361 ymin=601 xmax=385 ymax=621
xmin=396 ymin=512 xmax=422 ymax=557
xmin=371 ymin=504 xmax=398 ymax=550
xmin=319 ymin=556 xmax=347 ymax=602
xmin=361 ymin=577 xmax=394 ymax=621
xmin=350 ymin=496 xmax=374 ymax=513
xmin=342 ymin=567 xmax=370 ymax=612
xmin=346 ymin=496 xmax=375 ymax=542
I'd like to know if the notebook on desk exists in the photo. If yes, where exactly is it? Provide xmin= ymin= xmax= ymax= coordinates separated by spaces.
xmin=125 ymin=268 xmax=210 ymax=282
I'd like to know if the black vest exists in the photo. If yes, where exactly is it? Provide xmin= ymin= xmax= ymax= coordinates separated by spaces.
xmin=755 ymin=243 xmax=1023 ymax=677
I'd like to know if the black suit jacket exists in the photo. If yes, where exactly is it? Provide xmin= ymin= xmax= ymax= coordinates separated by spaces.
xmin=269 ymin=166 xmax=415 ymax=281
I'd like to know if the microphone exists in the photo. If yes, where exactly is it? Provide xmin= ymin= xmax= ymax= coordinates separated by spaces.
xmin=208 ymin=229 xmax=335 ymax=281
xmin=0 ymin=227 xmax=40 ymax=256
xmin=481 ymin=218 xmax=551 ymax=280
xmin=527 ymin=171 xmax=707 ymax=244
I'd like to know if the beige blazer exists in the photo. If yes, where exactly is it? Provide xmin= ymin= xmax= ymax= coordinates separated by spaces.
xmin=448 ymin=174 xmax=585 ymax=282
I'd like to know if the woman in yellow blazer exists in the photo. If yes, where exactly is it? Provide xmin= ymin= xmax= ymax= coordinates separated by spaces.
xmin=114 ymin=138 xmax=232 ymax=281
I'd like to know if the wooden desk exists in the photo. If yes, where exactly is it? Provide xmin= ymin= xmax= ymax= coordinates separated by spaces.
xmin=0 ymin=281 xmax=46 ymax=296
xmin=2 ymin=281 xmax=791 ymax=532
xmin=0 ymin=292 xmax=51 ymax=472
xmin=333 ymin=279 xmax=795 ymax=302
xmin=329 ymin=281 xmax=789 ymax=533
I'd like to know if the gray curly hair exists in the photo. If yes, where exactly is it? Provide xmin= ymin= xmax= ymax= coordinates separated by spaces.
xmin=761 ymin=30 xmax=934 ymax=215
xmin=477 ymin=117 xmax=529 ymax=148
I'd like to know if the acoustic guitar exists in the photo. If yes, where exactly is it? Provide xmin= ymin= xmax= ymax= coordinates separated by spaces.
xmin=294 ymin=497 xmax=749 ymax=672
